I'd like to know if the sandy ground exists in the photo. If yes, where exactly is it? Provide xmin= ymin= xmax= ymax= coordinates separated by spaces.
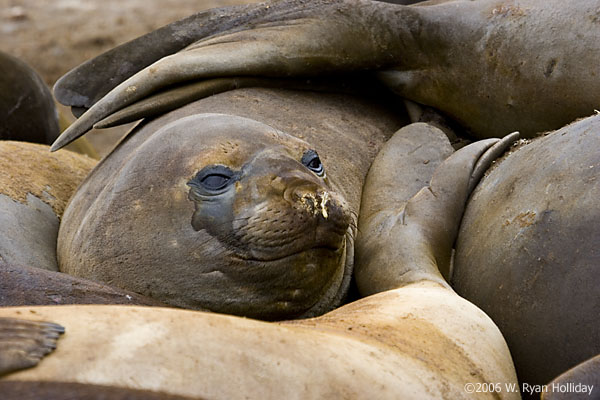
xmin=1 ymin=0 xmax=259 ymax=156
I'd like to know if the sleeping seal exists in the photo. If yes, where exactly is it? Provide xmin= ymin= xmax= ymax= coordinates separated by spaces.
xmin=51 ymin=0 xmax=600 ymax=150
xmin=0 ymin=126 xmax=520 ymax=399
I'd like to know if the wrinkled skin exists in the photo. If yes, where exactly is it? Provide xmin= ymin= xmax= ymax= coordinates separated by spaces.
xmin=52 ymin=0 xmax=600 ymax=150
xmin=57 ymin=87 xmax=405 ymax=320
xmin=453 ymin=115 xmax=600 ymax=387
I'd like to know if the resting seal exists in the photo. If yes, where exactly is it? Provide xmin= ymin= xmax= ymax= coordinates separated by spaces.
xmin=57 ymin=86 xmax=406 ymax=320
xmin=452 ymin=115 xmax=600 ymax=386
xmin=51 ymin=0 xmax=600 ymax=150
xmin=0 ymin=125 xmax=519 ymax=399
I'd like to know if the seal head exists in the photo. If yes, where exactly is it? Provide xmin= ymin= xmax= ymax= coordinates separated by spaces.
xmin=58 ymin=114 xmax=353 ymax=320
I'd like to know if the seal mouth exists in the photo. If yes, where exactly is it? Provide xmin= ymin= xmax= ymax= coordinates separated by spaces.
xmin=233 ymin=234 xmax=347 ymax=263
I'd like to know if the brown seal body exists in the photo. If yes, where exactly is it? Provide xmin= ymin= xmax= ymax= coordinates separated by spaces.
xmin=452 ymin=115 xmax=600 ymax=386
xmin=57 ymin=87 xmax=406 ymax=320
xmin=0 ymin=52 xmax=59 ymax=144
xmin=0 ymin=141 xmax=96 ymax=272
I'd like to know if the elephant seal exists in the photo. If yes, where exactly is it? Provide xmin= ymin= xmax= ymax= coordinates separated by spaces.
xmin=51 ymin=0 xmax=600 ymax=150
xmin=57 ymin=86 xmax=407 ymax=320
xmin=0 ymin=126 xmax=520 ymax=399
xmin=452 ymin=114 xmax=600 ymax=387
xmin=0 ymin=141 xmax=96 ymax=272
xmin=0 ymin=51 xmax=59 ymax=144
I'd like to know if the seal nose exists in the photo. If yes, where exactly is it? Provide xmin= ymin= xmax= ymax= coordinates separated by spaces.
xmin=287 ymin=184 xmax=351 ymax=240
xmin=265 ymin=165 xmax=351 ymax=248
xmin=292 ymin=187 xmax=330 ymax=218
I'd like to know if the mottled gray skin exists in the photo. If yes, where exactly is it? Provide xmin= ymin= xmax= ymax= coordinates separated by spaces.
xmin=0 ymin=51 xmax=59 ymax=144
xmin=378 ymin=0 xmax=600 ymax=138
xmin=453 ymin=115 xmax=600 ymax=387
xmin=58 ymin=87 xmax=405 ymax=320
xmin=52 ymin=0 xmax=600 ymax=150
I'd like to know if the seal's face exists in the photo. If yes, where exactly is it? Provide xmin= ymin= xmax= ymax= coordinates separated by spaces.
xmin=180 ymin=116 xmax=352 ymax=319
xmin=188 ymin=151 xmax=349 ymax=262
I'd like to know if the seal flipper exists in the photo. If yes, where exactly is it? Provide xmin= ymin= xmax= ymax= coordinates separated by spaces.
xmin=50 ymin=0 xmax=412 ymax=151
xmin=53 ymin=2 xmax=268 ymax=112
xmin=0 ymin=318 xmax=64 ymax=377
xmin=93 ymin=78 xmax=255 ymax=129
xmin=93 ymin=75 xmax=393 ymax=129
xmin=356 ymin=124 xmax=518 ymax=296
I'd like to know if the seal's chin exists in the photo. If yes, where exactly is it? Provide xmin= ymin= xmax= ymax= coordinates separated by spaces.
xmin=223 ymin=232 xmax=351 ymax=321
xmin=185 ymin=231 xmax=350 ymax=321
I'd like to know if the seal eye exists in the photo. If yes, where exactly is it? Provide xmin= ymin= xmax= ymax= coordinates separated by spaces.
xmin=200 ymin=174 xmax=231 ymax=190
xmin=301 ymin=150 xmax=325 ymax=177
xmin=188 ymin=165 xmax=237 ymax=194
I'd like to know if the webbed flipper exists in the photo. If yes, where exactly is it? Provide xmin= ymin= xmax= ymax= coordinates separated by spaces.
xmin=0 ymin=317 xmax=64 ymax=377
xmin=53 ymin=2 xmax=268 ymax=113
